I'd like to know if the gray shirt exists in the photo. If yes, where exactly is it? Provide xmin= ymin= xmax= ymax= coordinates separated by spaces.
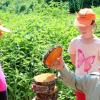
xmin=60 ymin=65 xmax=100 ymax=100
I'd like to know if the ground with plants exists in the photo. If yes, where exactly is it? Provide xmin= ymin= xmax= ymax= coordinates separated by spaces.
xmin=0 ymin=1 xmax=100 ymax=100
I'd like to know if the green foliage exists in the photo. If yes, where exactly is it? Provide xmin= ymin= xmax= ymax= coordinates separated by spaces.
xmin=0 ymin=0 xmax=100 ymax=14
xmin=0 ymin=4 xmax=77 ymax=99
xmin=0 ymin=1 xmax=100 ymax=100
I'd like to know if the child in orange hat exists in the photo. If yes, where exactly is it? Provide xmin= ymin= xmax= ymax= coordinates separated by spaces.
xmin=68 ymin=8 xmax=100 ymax=100
xmin=0 ymin=25 xmax=11 ymax=100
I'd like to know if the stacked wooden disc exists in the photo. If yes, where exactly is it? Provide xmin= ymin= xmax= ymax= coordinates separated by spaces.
xmin=32 ymin=73 xmax=58 ymax=100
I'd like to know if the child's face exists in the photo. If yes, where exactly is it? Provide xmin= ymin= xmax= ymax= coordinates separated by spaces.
xmin=77 ymin=25 xmax=93 ymax=37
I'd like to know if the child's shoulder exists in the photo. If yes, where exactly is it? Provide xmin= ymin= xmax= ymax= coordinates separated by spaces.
xmin=70 ymin=35 xmax=81 ymax=43
xmin=94 ymin=36 xmax=100 ymax=43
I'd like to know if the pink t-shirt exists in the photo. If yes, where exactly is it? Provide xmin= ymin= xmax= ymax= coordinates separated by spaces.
xmin=68 ymin=35 xmax=100 ymax=77
xmin=0 ymin=64 xmax=7 ymax=91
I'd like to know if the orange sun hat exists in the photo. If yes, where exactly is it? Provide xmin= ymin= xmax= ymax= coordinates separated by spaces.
xmin=75 ymin=8 xmax=96 ymax=27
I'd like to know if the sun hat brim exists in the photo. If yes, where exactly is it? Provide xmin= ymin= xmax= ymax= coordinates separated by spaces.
xmin=0 ymin=25 xmax=11 ymax=32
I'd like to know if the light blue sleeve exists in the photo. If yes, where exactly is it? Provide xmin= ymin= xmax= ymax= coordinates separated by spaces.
xmin=59 ymin=65 xmax=98 ymax=93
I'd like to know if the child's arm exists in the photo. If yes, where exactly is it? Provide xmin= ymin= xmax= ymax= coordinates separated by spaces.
xmin=68 ymin=39 xmax=76 ymax=65
xmin=59 ymin=64 xmax=96 ymax=94
xmin=70 ymin=54 xmax=76 ymax=65
xmin=51 ymin=57 xmax=96 ymax=94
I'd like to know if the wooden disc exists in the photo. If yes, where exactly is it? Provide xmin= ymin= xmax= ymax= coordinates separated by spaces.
xmin=33 ymin=73 xmax=57 ymax=83
xmin=43 ymin=46 xmax=62 ymax=67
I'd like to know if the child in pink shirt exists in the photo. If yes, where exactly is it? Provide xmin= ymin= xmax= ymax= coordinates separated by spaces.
xmin=0 ymin=25 xmax=11 ymax=100
xmin=68 ymin=8 xmax=100 ymax=100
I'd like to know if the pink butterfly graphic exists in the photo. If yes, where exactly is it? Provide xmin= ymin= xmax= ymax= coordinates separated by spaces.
xmin=77 ymin=49 xmax=95 ymax=73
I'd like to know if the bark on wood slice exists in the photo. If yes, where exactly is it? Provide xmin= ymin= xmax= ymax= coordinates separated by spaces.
xmin=32 ymin=83 xmax=48 ymax=93
xmin=35 ymin=95 xmax=57 ymax=100
xmin=32 ymin=83 xmax=56 ymax=93
xmin=34 ymin=86 xmax=58 ymax=100
xmin=37 ymin=86 xmax=58 ymax=95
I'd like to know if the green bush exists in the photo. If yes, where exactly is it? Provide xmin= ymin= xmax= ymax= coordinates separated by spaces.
xmin=0 ymin=0 xmax=100 ymax=14
xmin=0 ymin=4 xmax=77 ymax=99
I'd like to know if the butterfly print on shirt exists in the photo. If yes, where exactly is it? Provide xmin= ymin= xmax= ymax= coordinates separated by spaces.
xmin=77 ymin=49 xmax=95 ymax=73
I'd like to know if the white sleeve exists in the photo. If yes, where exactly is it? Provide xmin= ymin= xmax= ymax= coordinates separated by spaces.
xmin=59 ymin=65 xmax=97 ymax=94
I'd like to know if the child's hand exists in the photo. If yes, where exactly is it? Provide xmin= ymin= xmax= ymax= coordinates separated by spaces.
xmin=50 ymin=56 xmax=64 ymax=70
